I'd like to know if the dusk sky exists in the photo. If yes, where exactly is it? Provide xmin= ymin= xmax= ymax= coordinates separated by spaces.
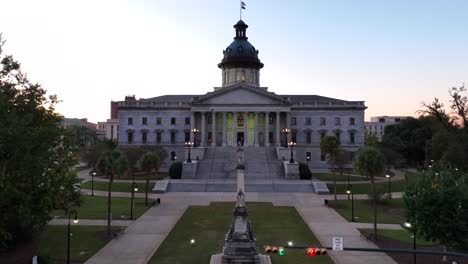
xmin=1 ymin=0 xmax=467 ymax=123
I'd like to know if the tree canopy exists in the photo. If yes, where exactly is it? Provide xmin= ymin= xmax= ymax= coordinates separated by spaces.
xmin=0 ymin=35 xmax=80 ymax=251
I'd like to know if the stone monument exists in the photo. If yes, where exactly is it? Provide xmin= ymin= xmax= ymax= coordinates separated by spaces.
xmin=210 ymin=190 xmax=271 ymax=264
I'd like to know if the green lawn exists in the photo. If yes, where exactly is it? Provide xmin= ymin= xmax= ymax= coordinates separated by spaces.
xmin=313 ymin=172 xmax=369 ymax=182
xmin=359 ymin=229 xmax=439 ymax=246
xmin=35 ymin=225 xmax=121 ymax=263
xmin=93 ymin=172 xmax=168 ymax=181
xmin=331 ymin=198 xmax=405 ymax=224
xmin=327 ymin=172 xmax=421 ymax=194
xmin=53 ymin=195 xmax=153 ymax=220
xmin=149 ymin=202 xmax=333 ymax=264
xmin=81 ymin=181 xmax=151 ymax=193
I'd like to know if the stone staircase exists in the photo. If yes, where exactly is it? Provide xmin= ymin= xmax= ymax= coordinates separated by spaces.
xmin=244 ymin=147 xmax=283 ymax=180
xmin=197 ymin=147 xmax=237 ymax=179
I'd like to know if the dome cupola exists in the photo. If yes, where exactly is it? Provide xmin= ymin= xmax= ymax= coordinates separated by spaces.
xmin=218 ymin=20 xmax=263 ymax=87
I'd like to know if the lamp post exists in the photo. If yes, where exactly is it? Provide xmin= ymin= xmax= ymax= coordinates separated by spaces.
xmin=191 ymin=128 xmax=199 ymax=147
xmin=347 ymin=168 xmax=350 ymax=200
xmin=346 ymin=186 xmax=354 ymax=222
xmin=185 ymin=141 xmax=193 ymax=163
xmin=67 ymin=210 xmax=79 ymax=264
xmin=91 ymin=171 xmax=96 ymax=196
xmin=306 ymin=153 xmax=311 ymax=168
xmin=287 ymin=141 xmax=296 ymax=163
xmin=386 ymin=174 xmax=392 ymax=199
xmin=402 ymin=222 xmax=416 ymax=264
xmin=282 ymin=128 xmax=290 ymax=148
xmin=130 ymin=182 xmax=138 ymax=220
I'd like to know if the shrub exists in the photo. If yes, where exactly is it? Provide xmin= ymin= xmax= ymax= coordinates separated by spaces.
xmin=299 ymin=162 xmax=312 ymax=180
xmin=169 ymin=161 xmax=182 ymax=179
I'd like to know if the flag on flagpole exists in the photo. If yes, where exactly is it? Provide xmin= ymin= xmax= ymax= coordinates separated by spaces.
xmin=241 ymin=1 xmax=246 ymax=10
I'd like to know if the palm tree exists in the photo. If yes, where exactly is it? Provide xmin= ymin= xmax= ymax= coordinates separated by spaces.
xmin=354 ymin=145 xmax=385 ymax=237
xmin=97 ymin=149 xmax=129 ymax=237
xmin=140 ymin=152 xmax=161 ymax=206
xmin=320 ymin=135 xmax=341 ymax=200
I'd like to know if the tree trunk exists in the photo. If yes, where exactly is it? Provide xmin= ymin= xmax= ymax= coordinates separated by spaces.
xmin=371 ymin=175 xmax=377 ymax=237
xmin=107 ymin=173 xmax=113 ymax=238
xmin=332 ymin=163 xmax=337 ymax=200
xmin=145 ymin=171 xmax=149 ymax=206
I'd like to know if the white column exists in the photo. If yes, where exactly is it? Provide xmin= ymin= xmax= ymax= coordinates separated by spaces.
xmin=232 ymin=112 xmax=237 ymax=146
xmin=190 ymin=112 xmax=195 ymax=143
xmin=254 ymin=112 xmax=259 ymax=146
xmin=201 ymin=112 xmax=206 ymax=146
xmin=222 ymin=112 xmax=227 ymax=146
xmin=211 ymin=111 xmax=216 ymax=146
xmin=243 ymin=112 xmax=248 ymax=146
xmin=265 ymin=112 xmax=269 ymax=147
xmin=276 ymin=111 xmax=280 ymax=147
xmin=286 ymin=112 xmax=291 ymax=143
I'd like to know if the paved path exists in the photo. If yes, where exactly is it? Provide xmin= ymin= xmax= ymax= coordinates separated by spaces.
xmin=351 ymin=223 xmax=404 ymax=230
xmin=83 ymin=190 xmax=396 ymax=264
xmin=78 ymin=168 xmax=163 ymax=183
xmin=49 ymin=219 xmax=133 ymax=226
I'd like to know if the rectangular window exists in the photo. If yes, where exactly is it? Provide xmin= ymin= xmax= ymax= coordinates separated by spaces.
xmin=349 ymin=117 xmax=355 ymax=125
xmin=185 ymin=117 xmax=190 ymax=125
xmin=291 ymin=132 xmax=297 ymax=142
xmin=128 ymin=132 xmax=133 ymax=144
xmin=156 ymin=132 xmax=162 ymax=144
xmin=306 ymin=132 xmax=311 ymax=144
xmin=269 ymin=132 xmax=273 ymax=144
xmin=320 ymin=117 xmax=326 ymax=126
xmin=320 ymin=131 xmax=326 ymax=140
xmin=185 ymin=132 xmax=190 ymax=142
xmin=379 ymin=118 xmax=385 ymax=123
xmin=142 ymin=117 xmax=147 ymax=125
xmin=171 ymin=132 xmax=176 ymax=144
xmin=305 ymin=117 xmax=311 ymax=125
xmin=142 ymin=132 xmax=147 ymax=144
xmin=171 ymin=117 xmax=176 ymax=125
xmin=350 ymin=132 xmax=355 ymax=144
xmin=156 ymin=117 xmax=162 ymax=125
xmin=395 ymin=118 xmax=401 ymax=122
xmin=128 ymin=117 xmax=133 ymax=125
xmin=335 ymin=117 xmax=341 ymax=125
xmin=335 ymin=132 xmax=341 ymax=142
xmin=290 ymin=117 xmax=297 ymax=126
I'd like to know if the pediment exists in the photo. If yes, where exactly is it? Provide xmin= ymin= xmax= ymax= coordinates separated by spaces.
xmin=195 ymin=84 xmax=289 ymax=105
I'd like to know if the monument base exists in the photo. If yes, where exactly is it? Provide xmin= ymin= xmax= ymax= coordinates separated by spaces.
xmin=209 ymin=254 xmax=272 ymax=264
xmin=181 ymin=161 xmax=199 ymax=179
xmin=283 ymin=161 xmax=300 ymax=180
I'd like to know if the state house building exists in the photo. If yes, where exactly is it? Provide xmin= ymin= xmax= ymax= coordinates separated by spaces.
xmin=118 ymin=20 xmax=366 ymax=169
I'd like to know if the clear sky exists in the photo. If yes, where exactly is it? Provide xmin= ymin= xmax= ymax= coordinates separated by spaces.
xmin=1 ymin=0 xmax=467 ymax=122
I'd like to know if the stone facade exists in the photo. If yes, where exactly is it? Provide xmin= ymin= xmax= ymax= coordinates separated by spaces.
xmin=117 ymin=19 xmax=366 ymax=169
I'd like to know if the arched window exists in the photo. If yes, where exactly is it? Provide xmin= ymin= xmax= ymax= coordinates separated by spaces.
xmin=237 ymin=115 xmax=244 ymax=126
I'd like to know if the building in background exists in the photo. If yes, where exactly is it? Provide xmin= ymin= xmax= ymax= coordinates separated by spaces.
xmin=96 ymin=101 xmax=119 ymax=141
xmin=62 ymin=118 xmax=97 ymax=146
xmin=365 ymin=116 xmax=410 ymax=141
xmin=116 ymin=20 xmax=366 ymax=169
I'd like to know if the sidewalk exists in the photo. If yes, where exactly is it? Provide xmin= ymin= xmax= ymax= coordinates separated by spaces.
xmin=351 ymin=223 xmax=404 ymax=230
xmin=83 ymin=191 xmax=396 ymax=264
xmin=49 ymin=219 xmax=133 ymax=226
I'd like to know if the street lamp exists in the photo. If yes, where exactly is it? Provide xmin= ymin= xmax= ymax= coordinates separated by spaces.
xmin=386 ymin=174 xmax=392 ymax=199
xmin=347 ymin=168 xmax=350 ymax=200
xmin=67 ymin=210 xmax=78 ymax=264
xmin=191 ymin=128 xmax=199 ymax=147
xmin=401 ymin=222 xmax=416 ymax=264
xmin=282 ymin=128 xmax=290 ymax=147
xmin=346 ymin=186 xmax=354 ymax=222
xmin=130 ymin=182 xmax=138 ymax=220
xmin=91 ymin=171 xmax=96 ymax=196
xmin=287 ymin=141 xmax=296 ymax=163
xmin=185 ymin=141 xmax=194 ymax=163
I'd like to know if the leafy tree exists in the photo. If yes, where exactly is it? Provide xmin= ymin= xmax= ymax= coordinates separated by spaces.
xmin=120 ymin=146 xmax=167 ymax=173
xmin=140 ymin=152 xmax=161 ymax=206
xmin=66 ymin=125 xmax=98 ymax=148
xmin=81 ymin=139 xmax=116 ymax=170
xmin=404 ymin=167 xmax=468 ymax=251
xmin=97 ymin=150 xmax=129 ymax=237
xmin=354 ymin=146 xmax=385 ymax=237
xmin=169 ymin=162 xmax=182 ymax=179
xmin=298 ymin=162 xmax=312 ymax=180
xmin=0 ymin=35 xmax=81 ymax=252
xmin=320 ymin=135 xmax=340 ymax=200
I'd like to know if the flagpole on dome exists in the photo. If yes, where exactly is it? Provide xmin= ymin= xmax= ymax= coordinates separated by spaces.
xmin=240 ymin=0 xmax=246 ymax=20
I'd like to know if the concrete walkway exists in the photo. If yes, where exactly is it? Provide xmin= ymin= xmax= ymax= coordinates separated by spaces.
xmin=49 ymin=218 xmax=133 ymax=226
xmin=82 ymin=190 xmax=396 ymax=264
xmin=351 ymin=223 xmax=404 ymax=230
